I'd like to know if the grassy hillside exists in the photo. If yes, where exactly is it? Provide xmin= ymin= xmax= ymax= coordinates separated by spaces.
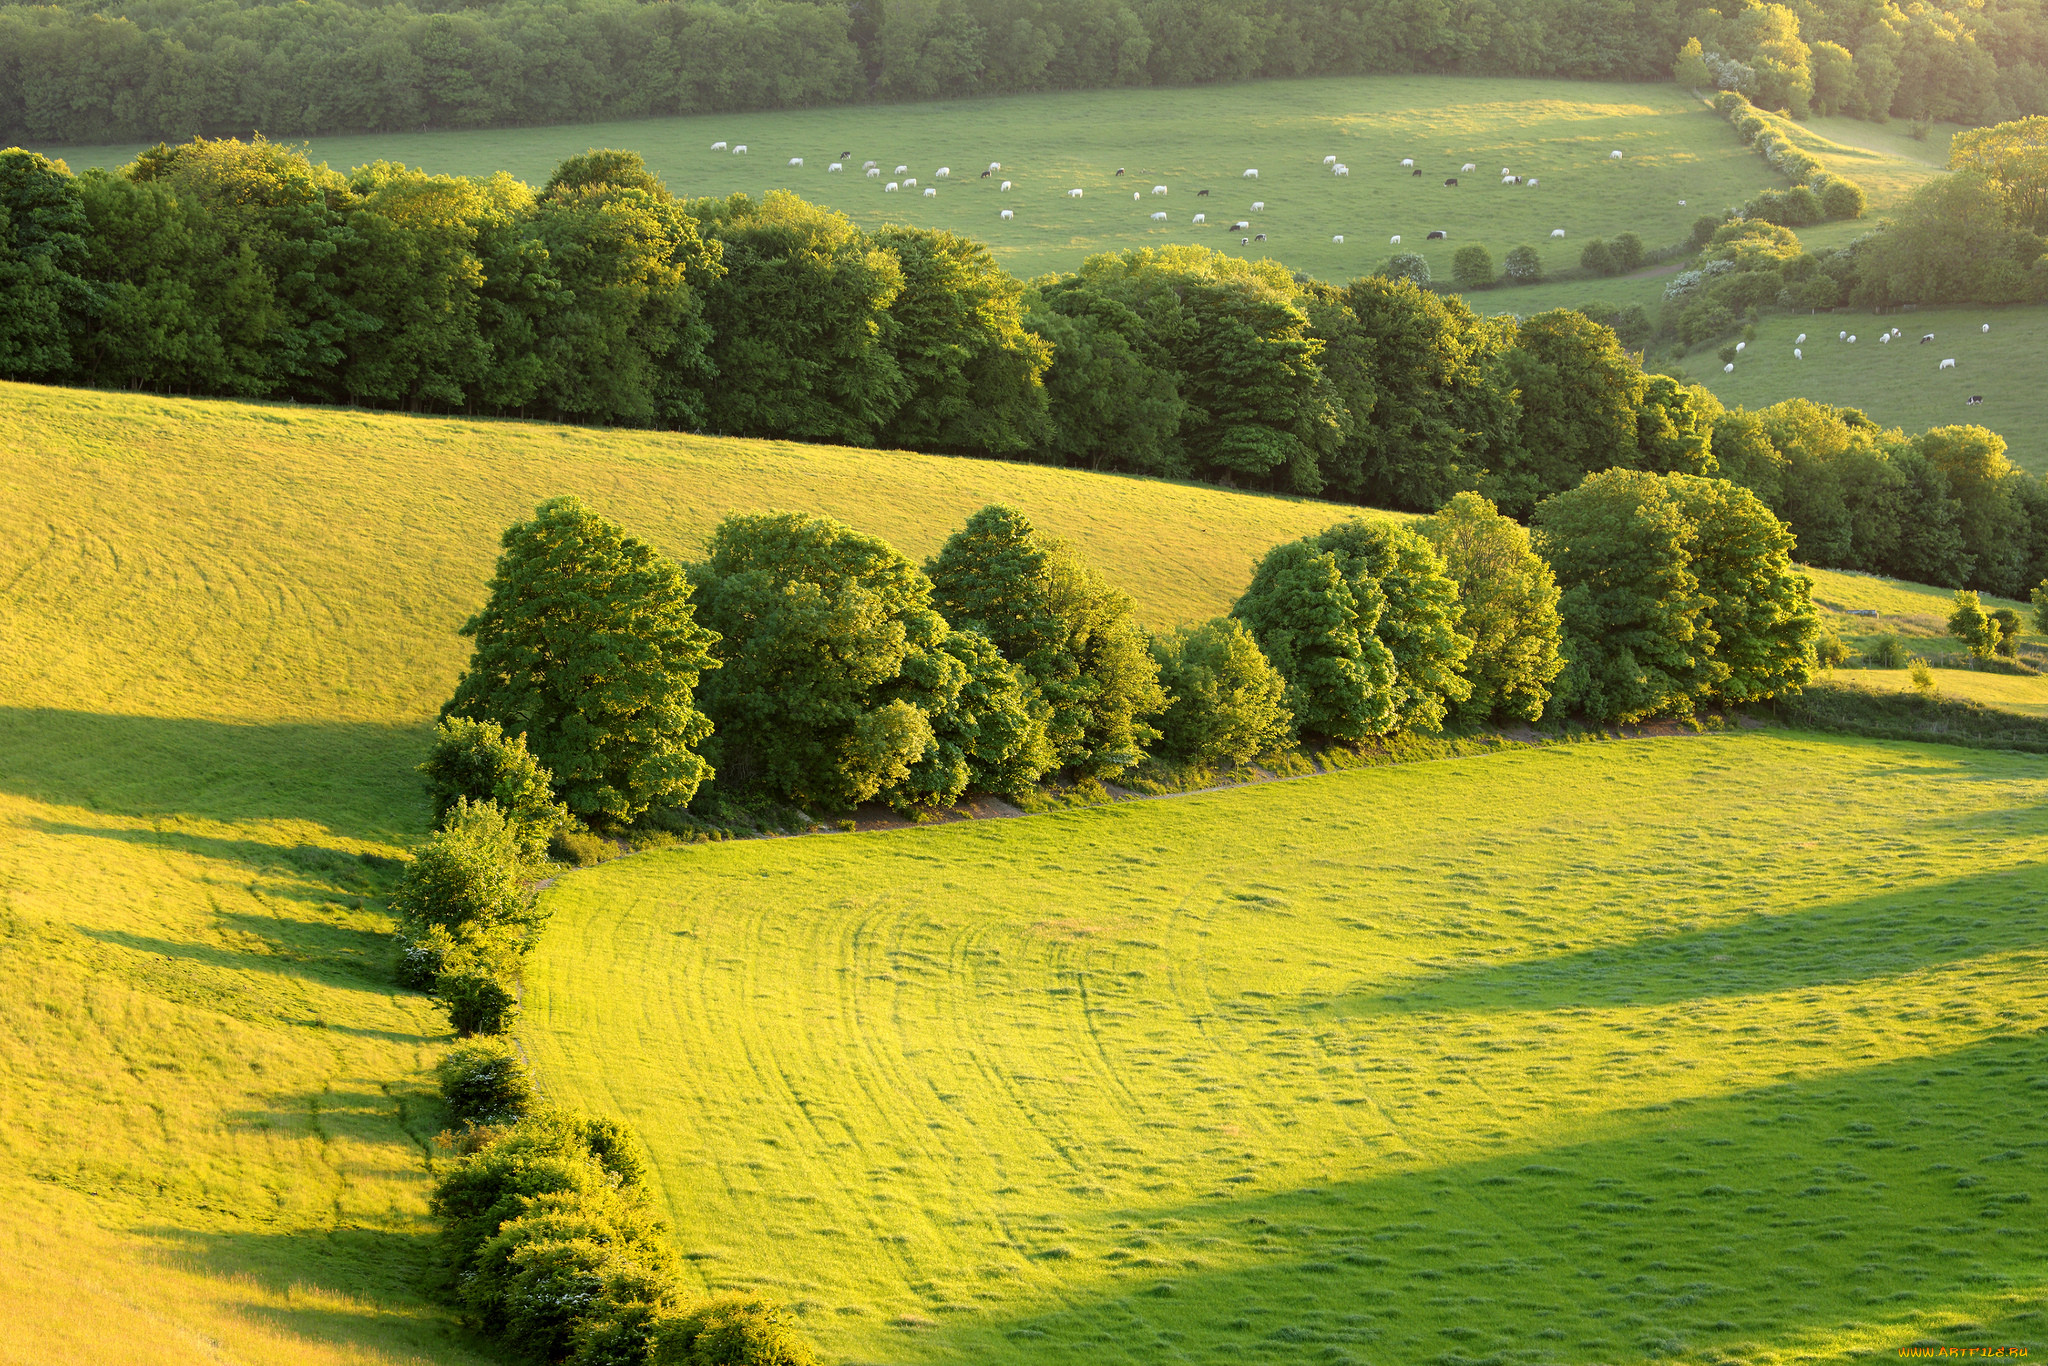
xmin=4 ymin=378 xmax=2045 ymax=1362
xmin=524 ymin=733 xmax=2048 ymax=1364
xmin=32 ymin=76 xmax=1823 ymax=290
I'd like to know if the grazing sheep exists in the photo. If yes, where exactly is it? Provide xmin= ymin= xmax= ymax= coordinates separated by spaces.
xmin=711 ymin=141 xmax=728 ymax=151
xmin=1412 ymin=168 xmax=1423 ymax=177
xmin=1151 ymin=211 xmax=1168 ymax=221
xmin=1001 ymin=181 xmax=1012 ymax=191
xmin=1152 ymin=185 xmax=1169 ymax=195
xmin=885 ymin=182 xmax=899 ymax=192
xmin=1983 ymin=323 xmax=1991 ymax=333
xmin=1193 ymin=213 xmax=1206 ymax=223
xmin=1069 ymin=188 xmax=1084 ymax=198
xmin=1197 ymin=189 xmax=1210 ymax=197
xmin=1921 ymin=333 xmax=1935 ymax=343
xmin=789 ymin=157 xmax=803 ymax=166
xmin=1251 ymin=201 xmax=1264 ymax=210
xmin=989 ymin=162 xmax=1001 ymax=172
xmin=895 ymin=165 xmax=909 ymax=174
xmin=1610 ymin=149 xmax=1624 ymax=159
xmin=1242 ymin=237 xmax=1249 ymax=245
xmin=1333 ymin=234 xmax=1344 ymax=243
xmin=1232 ymin=221 xmax=1249 ymax=230
xmin=1254 ymin=233 xmax=1266 ymax=240
xmin=867 ymin=167 xmax=882 ymax=178
xmin=1336 ymin=165 xmax=1350 ymax=176
xmin=734 ymin=145 xmax=747 ymax=153
xmin=1527 ymin=179 xmax=1538 ymax=187
xmin=1503 ymin=175 xmax=1519 ymax=185
xmin=1462 ymin=163 xmax=1476 ymax=172
xmin=1000 ymin=209 xmax=1014 ymax=220
xmin=1390 ymin=235 xmax=1400 ymax=244
xmin=1133 ymin=192 xmax=1140 ymax=200
xmin=924 ymin=187 xmax=937 ymax=197
xmin=1244 ymin=169 xmax=1259 ymax=179
xmin=1839 ymin=331 xmax=1847 ymax=340
xmin=936 ymin=167 xmax=950 ymax=178
xmin=1115 ymin=167 xmax=1125 ymax=176
xmin=1400 ymin=158 xmax=1414 ymax=167
xmin=1724 ymin=363 xmax=1734 ymax=373
xmin=1882 ymin=334 xmax=1891 ymax=343
xmin=1426 ymin=229 xmax=1447 ymax=240
xmin=840 ymin=152 xmax=850 ymax=159
xmin=828 ymin=163 xmax=843 ymax=172
xmin=1968 ymin=394 xmax=1984 ymax=404
xmin=904 ymin=178 xmax=917 ymax=188
xmin=1849 ymin=335 xmax=1857 ymax=343
xmin=1551 ymin=228 xmax=1566 ymax=238
xmin=981 ymin=170 xmax=991 ymax=179
xmin=1794 ymin=348 xmax=1803 ymax=359
xmin=1795 ymin=333 xmax=1807 ymax=343
xmin=1324 ymin=155 xmax=1338 ymax=165
xmin=1736 ymin=341 xmax=1746 ymax=352
xmin=1444 ymin=177 xmax=1458 ymax=187
xmin=1501 ymin=167 xmax=1511 ymax=175
xmin=1941 ymin=357 xmax=1957 ymax=369
xmin=863 ymin=161 xmax=877 ymax=170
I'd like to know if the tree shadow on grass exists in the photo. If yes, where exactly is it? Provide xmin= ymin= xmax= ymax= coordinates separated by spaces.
xmin=0 ymin=706 xmax=434 ymax=840
xmin=918 ymin=1035 xmax=2048 ymax=1364
xmin=1307 ymin=863 xmax=2048 ymax=1016
xmin=30 ymin=817 xmax=402 ymax=899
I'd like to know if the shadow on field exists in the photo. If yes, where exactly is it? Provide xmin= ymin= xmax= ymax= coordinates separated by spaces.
xmin=935 ymin=1036 xmax=2048 ymax=1363
xmin=30 ymin=817 xmax=402 ymax=899
xmin=0 ymin=706 xmax=432 ymax=839
xmin=1309 ymin=864 xmax=2048 ymax=1015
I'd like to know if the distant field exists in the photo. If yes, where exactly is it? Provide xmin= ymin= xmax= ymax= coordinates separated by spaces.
xmin=1685 ymin=304 xmax=2048 ymax=476
xmin=525 ymin=733 xmax=2048 ymax=1364
xmin=33 ymin=76 xmax=1812 ymax=288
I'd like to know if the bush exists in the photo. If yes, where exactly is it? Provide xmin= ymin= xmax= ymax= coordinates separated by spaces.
xmin=1451 ymin=244 xmax=1494 ymax=290
xmin=1579 ymin=239 xmax=1615 ymax=275
xmin=1689 ymin=215 xmax=1723 ymax=250
xmin=439 ymin=969 xmax=519 ymax=1037
xmin=431 ymin=1110 xmax=642 ymax=1271
xmin=1818 ymin=175 xmax=1867 ymax=220
xmin=550 ymin=826 xmax=618 ymax=867
xmin=390 ymin=799 xmax=529 ymax=941
xmin=2032 ymin=581 xmax=2048 ymax=633
xmin=1610 ymin=232 xmax=1645 ymax=273
xmin=1866 ymin=633 xmax=1908 ymax=668
xmin=1150 ymin=618 xmax=1294 ymax=766
xmin=420 ymin=717 xmax=568 ymax=862
xmin=1815 ymin=629 xmax=1849 ymax=668
xmin=1503 ymin=245 xmax=1543 ymax=283
xmin=1417 ymin=492 xmax=1565 ymax=724
xmin=648 ymin=1296 xmax=821 ymax=1365
xmin=465 ymin=1187 xmax=678 ymax=1360
xmin=1383 ymin=252 xmax=1430 ymax=286
xmin=1990 ymin=608 xmax=2021 ymax=656
xmin=438 ymin=1037 xmax=537 ymax=1127
xmin=395 ymin=922 xmax=458 ymax=991
xmin=1949 ymin=589 xmax=2000 ymax=658
xmin=1910 ymin=656 xmax=1938 ymax=693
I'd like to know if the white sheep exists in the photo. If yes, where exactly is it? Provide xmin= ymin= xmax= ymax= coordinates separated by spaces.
xmin=867 ymin=167 xmax=882 ymax=178
xmin=1000 ymin=181 xmax=1012 ymax=191
xmin=1462 ymin=163 xmax=1476 ymax=172
xmin=1133 ymin=191 xmax=1141 ymax=200
xmin=903 ymin=178 xmax=917 ymax=188
xmin=1324 ymin=155 xmax=1338 ymax=165
xmin=711 ymin=141 xmax=728 ymax=151
xmin=1244 ymin=169 xmax=1259 ymax=179
xmin=1839 ymin=331 xmax=1847 ymax=340
xmin=1551 ymin=228 xmax=1566 ymax=238
xmin=1501 ymin=167 xmax=1511 ymax=175
xmin=1881 ymin=333 xmax=1891 ymax=344
xmin=1069 ymin=188 xmax=1083 ymax=198
xmin=734 ymin=145 xmax=747 ymax=154
xmin=1000 ymin=209 xmax=1014 ymax=220
xmin=1983 ymin=323 xmax=1992 ymax=333
xmin=789 ymin=157 xmax=803 ymax=166
xmin=936 ymin=167 xmax=950 ymax=178
xmin=1151 ymin=211 xmax=1168 ymax=221
xmin=1333 ymin=234 xmax=1344 ymax=243
xmin=895 ymin=165 xmax=908 ymax=174
xmin=1193 ymin=213 xmax=1206 ymax=223
xmin=1849 ymin=334 xmax=1858 ymax=343
xmin=828 ymin=162 xmax=843 ymax=173
xmin=988 ymin=162 xmax=1001 ymax=172
xmin=1400 ymin=158 xmax=1414 ymax=167
xmin=1527 ymin=178 xmax=1538 ymax=187
xmin=863 ymin=160 xmax=877 ymax=170
xmin=1610 ymin=149 xmax=1624 ymax=159
xmin=1503 ymin=175 xmax=1517 ymax=185
xmin=885 ymin=182 xmax=899 ymax=192
xmin=1390 ymin=235 xmax=1401 ymax=244
xmin=1941 ymin=357 xmax=1957 ymax=369
xmin=1736 ymin=341 xmax=1746 ymax=353
xmin=1232 ymin=221 xmax=1249 ymax=230
xmin=1334 ymin=165 xmax=1349 ymax=176
xmin=1152 ymin=185 xmax=1168 ymax=195
xmin=1796 ymin=333 xmax=1807 ymax=343
xmin=924 ymin=187 xmax=937 ymax=197
xmin=1724 ymin=363 xmax=1735 ymax=373
xmin=1251 ymin=201 xmax=1264 ymax=211
xmin=1794 ymin=348 xmax=1803 ymax=359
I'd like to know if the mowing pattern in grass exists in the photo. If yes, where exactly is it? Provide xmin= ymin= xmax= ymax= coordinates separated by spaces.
xmin=31 ymin=76 xmax=1832 ymax=289
xmin=525 ymin=734 xmax=2048 ymax=1364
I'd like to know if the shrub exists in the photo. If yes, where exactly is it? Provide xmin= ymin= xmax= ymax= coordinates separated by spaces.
xmin=1815 ymin=630 xmax=1849 ymax=668
xmin=1949 ymin=589 xmax=2000 ymax=659
xmin=1231 ymin=540 xmax=1397 ymax=743
xmin=430 ymin=1110 xmax=644 ymax=1271
xmin=1664 ymin=475 xmax=1818 ymax=703
xmin=1579 ymin=239 xmax=1615 ymax=275
xmin=1417 ymin=492 xmax=1565 ymax=724
xmin=1610 ymin=232 xmax=1645 ymax=273
xmin=420 ymin=717 xmax=568 ymax=861
xmin=465 ymin=1187 xmax=678 ymax=1359
xmin=438 ymin=1037 xmax=537 ymax=1127
xmin=1910 ymin=656 xmax=1938 ymax=693
xmin=1990 ymin=608 xmax=2021 ymax=656
xmin=1503 ymin=245 xmax=1543 ymax=283
xmin=390 ymin=799 xmax=529 ymax=940
xmin=443 ymin=496 xmax=720 ymax=826
xmin=648 ymin=1296 xmax=822 ymax=1366
xmin=1867 ymin=633 xmax=1908 ymax=668
xmin=1819 ymin=176 xmax=1867 ymax=220
xmin=1451 ymin=244 xmax=1494 ymax=290
xmin=1690 ymin=215 xmax=1723 ymax=250
xmin=439 ymin=969 xmax=519 ymax=1037
xmin=1150 ymin=618 xmax=1294 ymax=766
xmin=395 ymin=922 xmax=458 ymax=991
xmin=550 ymin=826 xmax=617 ymax=867
xmin=2033 ymin=581 xmax=2048 ymax=633
xmin=1383 ymin=252 xmax=1430 ymax=286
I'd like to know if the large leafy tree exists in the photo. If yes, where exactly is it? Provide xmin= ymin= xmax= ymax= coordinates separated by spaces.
xmin=925 ymin=504 xmax=1165 ymax=778
xmin=443 ymin=496 xmax=719 ymax=825
xmin=1532 ymin=469 xmax=1716 ymax=724
xmin=1911 ymin=425 xmax=2030 ymax=597
xmin=1949 ymin=115 xmax=2048 ymax=233
xmin=1024 ymin=281 xmax=1187 ymax=475
xmin=1307 ymin=520 xmax=1472 ymax=734
xmin=0 ymin=149 xmax=92 ymax=380
xmin=1664 ymin=474 xmax=1819 ymax=704
xmin=1232 ymin=540 xmax=1395 ymax=743
xmin=1150 ymin=616 xmax=1294 ymax=766
xmin=1492 ymin=308 xmax=1649 ymax=516
xmin=1417 ymin=492 xmax=1565 ymax=724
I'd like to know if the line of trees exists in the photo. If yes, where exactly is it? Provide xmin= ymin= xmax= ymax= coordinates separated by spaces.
xmin=4 ymin=138 xmax=2045 ymax=597
xmin=5 ymin=0 xmax=2045 ymax=145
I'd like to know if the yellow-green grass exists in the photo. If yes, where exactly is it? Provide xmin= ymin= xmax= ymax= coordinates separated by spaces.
xmin=33 ymin=76 xmax=1805 ymax=291
xmin=1687 ymin=303 xmax=2048 ymax=476
xmin=524 ymin=733 xmax=2048 ymax=1363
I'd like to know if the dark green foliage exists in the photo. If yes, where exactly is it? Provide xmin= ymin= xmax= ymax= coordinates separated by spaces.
xmin=1634 ymin=374 xmax=1718 ymax=475
xmin=1533 ymin=469 xmax=1715 ymax=724
xmin=550 ymin=827 xmax=619 ymax=867
xmin=420 ymin=717 xmax=568 ymax=861
xmin=395 ymin=922 xmax=458 ymax=992
xmin=910 ymin=630 xmax=1058 ymax=803
xmin=1417 ymin=492 xmax=1565 ymax=725
xmin=1949 ymin=589 xmax=2000 ymax=658
xmin=439 ymin=968 xmax=520 ymax=1037
xmin=1772 ymin=682 xmax=2048 ymax=751
xmin=1023 ymin=283 xmax=1187 ymax=475
xmin=1854 ymin=171 xmax=2048 ymax=308
xmin=1912 ymin=425 xmax=2030 ymax=597
xmin=1502 ymin=245 xmax=1544 ymax=283
xmin=437 ymin=1038 xmax=537 ymax=1127
xmin=647 ymin=1296 xmax=822 ymax=1365
xmin=1491 ymin=309 xmax=1648 ymax=517
xmin=1610 ymin=232 xmax=1646 ymax=273
xmin=1664 ymin=474 xmax=1819 ymax=704
xmin=391 ymin=799 xmax=528 ymax=940
xmin=925 ymin=505 xmax=1164 ymax=779
xmin=1308 ymin=521 xmax=1472 ymax=734
xmin=1383 ymin=252 xmax=1431 ymax=286
xmin=1451 ymin=244 xmax=1494 ymax=290
xmin=444 ymin=496 xmax=719 ymax=826
xmin=2033 ymin=582 xmax=2048 ymax=634
xmin=430 ymin=1110 xmax=645 ymax=1273
xmin=0 ymin=150 xmax=91 ymax=380
xmin=1150 ymin=618 xmax=1294 ymax=765
xmin=465 ymin=1187 xmax=678 ymax=1358
xmin=1231 ymin=541 xmax=1396 ymax=743
xmin=1579 ymin=238 xmax=1616 ymax=276
xmin=1990 ymin=608 xmax=2022 ymax=656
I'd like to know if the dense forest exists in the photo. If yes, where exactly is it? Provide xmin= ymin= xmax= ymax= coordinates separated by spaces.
xmin=2 ymin=0 xmax=2045 ymax=144
xmin=3 ymin=134 xmax=2046 ymax=597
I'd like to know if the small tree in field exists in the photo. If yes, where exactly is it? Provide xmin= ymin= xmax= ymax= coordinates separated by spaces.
xmin=1451 ymin=244 xmax=1494 ymax=290
xmin=1990 ymin=608 xmax=2021 ymax=657
xmin=1948 ymin=590 xmax=1999 ymax=659
xmin=443 ymin=497 xmax=719 ymax=826
xmin=1611 ymin=232 xmax=1645 ymax=273
xmin=391 ymin=799 xmax=528 ymax=942
xmin=1503 ymin=245 xmax=1543 ymax=283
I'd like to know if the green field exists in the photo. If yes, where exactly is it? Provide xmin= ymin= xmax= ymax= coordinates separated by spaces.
xmin=525 ymin=734 xmax=2048 ymax=1364
xmin=6 ymin=379 xmax=2047 ymax=1363
xmin=31 ymin=76 xmax=1834 ymax=290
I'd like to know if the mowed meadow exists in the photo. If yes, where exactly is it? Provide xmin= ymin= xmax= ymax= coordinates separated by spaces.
xmin=37 ymin=76 xmax=1830 ymax=287
xmin=4 ymin=377 xmax=2047 ymax=1363
xmin=524 ymin=736 xmax=2048 ymax=1364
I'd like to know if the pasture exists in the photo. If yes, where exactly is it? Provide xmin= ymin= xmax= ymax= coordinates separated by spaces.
xmin=1690 ymin=304 xmax=2048 ymax=477
xmin=30 ymin=76 xmax=1851 ymax=288
xmin=5 ymin=378 xmax=2047 ymax=1362
xmin=524 ymin=733 xmax=2048 ymax=1364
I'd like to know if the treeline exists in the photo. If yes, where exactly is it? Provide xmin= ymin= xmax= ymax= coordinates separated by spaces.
xmin=5 ymin=0 xmax=2047 ymax=145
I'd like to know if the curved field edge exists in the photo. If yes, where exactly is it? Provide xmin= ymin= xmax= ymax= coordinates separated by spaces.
xmin=522 ymin=731 xmax=2048 ymax=1365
